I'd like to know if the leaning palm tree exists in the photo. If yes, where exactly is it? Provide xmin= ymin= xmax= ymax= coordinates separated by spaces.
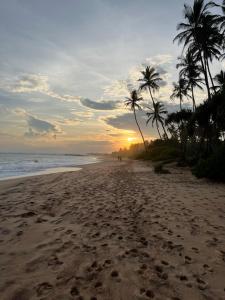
xmin=170 ymin=78 xmax=190 ymax=111
xmin=125 ymin=90 xmax=147 ymax=151
xmin=146 ymin=101 xmax=168 ymax=140
xmin=139 ymin=66 xmax=162 ymax=105
xmin=214 ymin=70 xmax=225 ymax=92
xmin=177 ymin=50 xmax=203 ymax=111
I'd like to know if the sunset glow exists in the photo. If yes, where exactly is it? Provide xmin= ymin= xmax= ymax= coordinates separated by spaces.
xmin=0 ymin=0 xmax=222 ymax=154
xmin=127 ymin=137 xmax=136 ymax=143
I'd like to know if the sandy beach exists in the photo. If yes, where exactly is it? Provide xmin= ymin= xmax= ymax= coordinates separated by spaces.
xmin=0 ymin=160 xmax=225 ymax=300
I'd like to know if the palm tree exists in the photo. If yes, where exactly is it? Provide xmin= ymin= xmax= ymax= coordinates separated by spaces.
xmin=170 ymin=78 xmax=190 ymax=110
xmin=166 ymin=109 xmax=193 ymax=158
xmin=199 ymin=15 xmax=223 ymax=92
xmin=139 ymin=66 xmax=162 ymax=105
xmin=146 ymin=101 xmax=168 ymax=139
xmin=174 ymin=0 xmax=222 ymax=100
xmin=125 ymin=90 xmax=147 ymax=151
xmin=214 ymin=70 xmax=225 ymax=92
xmin=177 ymin=50 xmax=203 ymax=111
xmin=212 ymin=0 xmax=225 ymax=35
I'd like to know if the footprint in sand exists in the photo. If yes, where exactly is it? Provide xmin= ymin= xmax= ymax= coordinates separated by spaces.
xmin=70 ymin=286 xmax=79 ymax=296
xmin=140 ymin=289 xmax=154 ymax=298
xmin=111 ymin=270 xmax=119 ymax=277
xmin=36 ymin=282 xmax=53 ymax=296
xmin=20 ymin=211 xmax=36 ymax=218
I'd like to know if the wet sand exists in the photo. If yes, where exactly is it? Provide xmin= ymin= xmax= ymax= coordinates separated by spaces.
xmin=0 ymin=160 xmax=225 ymax=300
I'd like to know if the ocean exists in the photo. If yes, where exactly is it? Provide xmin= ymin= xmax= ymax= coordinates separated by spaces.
xmin=0 ymin=153 xmax=99 ymax=180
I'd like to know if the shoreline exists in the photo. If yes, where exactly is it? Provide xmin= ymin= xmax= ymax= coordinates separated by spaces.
xmin=0 ymin=166 xmax=82 ymax=182
xmin=0 ymin=160 xmax=225 ymax=300
xmin=0 ymin=156 xmax=105 ymax=183
xmin=0 ymin=158 xmax=111 ymax=190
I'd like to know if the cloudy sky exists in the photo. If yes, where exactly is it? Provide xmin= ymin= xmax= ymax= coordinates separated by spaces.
xmin=0 ymin=0 xmax=223 ymax=153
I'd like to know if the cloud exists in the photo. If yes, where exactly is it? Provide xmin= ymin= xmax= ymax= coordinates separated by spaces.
xmin=71 ymin=110 xmax=94 ymax=119
xmin=103 ymin=98 xmax=184 ymax=138
xmin=145 ymin=54 xmax=173 ymax=68
xmin=103 ymin=54 xmax=174 ymax=101
xmin=12 ymin=108 xmax=61 ymax=138
xmin=104 ymin=112 xmax=148 ymax=133
xmin=80 ymin=98 xmax=119 ymax=110
xmin=108 ymin=133 xmax=123 ymax=137
xmin=24 ymin=115 xmax=61 ymax=138
xmin=103 ymin=80 xmax=130 ymax=99
xmin=10 ymin=74 xmax=80 ymax=102
xmin=57 ymin=118 xmax=80 ymax=126
xmin=12 ymin=74 xmax=49 ymax=93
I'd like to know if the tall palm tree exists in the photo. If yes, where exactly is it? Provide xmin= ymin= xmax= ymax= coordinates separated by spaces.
xmin=146 ymin=101 xmax=168 ymax=139
xmin=125 ymin=90 xmax=147 ymax=151
xmin=139 ymin=66 xmax=162 ymax=105
xmin=212 ymin=0 xmax=225 ymax=34
xmin=214 ymin=70 xmax=225 ymax=92
xmin=177 ymin=50 xmax=203 ymax=111
xmin=170 ymin=78 xmax=190 ymax=111
xmin=174 ymin=0 xmax=222 ymax=100
xmin=199 ymin=15 xmax=223 ymax=92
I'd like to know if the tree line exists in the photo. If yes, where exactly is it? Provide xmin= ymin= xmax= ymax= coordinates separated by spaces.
xmin=124 ymin=0 xmax=225 ymax=181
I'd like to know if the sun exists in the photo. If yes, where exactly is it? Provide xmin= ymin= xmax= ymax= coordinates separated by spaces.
xmin=127 ymin=137 xmax=135 ymax=142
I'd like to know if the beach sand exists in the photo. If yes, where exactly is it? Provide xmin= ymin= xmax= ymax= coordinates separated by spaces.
xmin=0 ymin=160 xmax=225 ymax=300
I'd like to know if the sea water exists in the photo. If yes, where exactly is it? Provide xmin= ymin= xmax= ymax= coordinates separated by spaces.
xmin=0 ymin=153 xmax=99 ymax=180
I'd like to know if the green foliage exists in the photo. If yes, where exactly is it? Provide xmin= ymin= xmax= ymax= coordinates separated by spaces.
xmin=192 ymin=145 xmax=225 ymax=182
xmin=136 ymin=139 xmax=180 ymax=162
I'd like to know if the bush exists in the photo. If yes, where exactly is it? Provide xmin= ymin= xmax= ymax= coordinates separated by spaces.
xmin=192 ymin=145 xmax=225 ymax=182
xmin=154 ymin=163 xmax=171 ymax=174
xmin=135 ymin=139 xmax=180 ymax=162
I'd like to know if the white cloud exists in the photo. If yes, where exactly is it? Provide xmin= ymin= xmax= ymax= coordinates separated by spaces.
xmin=13 ymin=108 xmax=61 ymax=138
xmin=10 ymin=74 xmax=81 ymax=102
xmin=103 ymin=54 xmax=174 ymax=102
xmin=71 ymin=110 xmax=94 ymax=119
xmin=80 ymin=98 xmax=120 ymax=110
xmin=145 ymin=54 xmax=173 ymax=66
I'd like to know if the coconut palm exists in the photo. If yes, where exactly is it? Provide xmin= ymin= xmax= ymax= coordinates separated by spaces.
xmin=139 ymin=66 xmax=162 ymax=105
xmin=125 ymin=90 xmax=147 ymax=151
xmin=174 ymin=0 xmax=222 ymax=100
xmin=170 ymin=78 xmax=190 ymax=110
xmin=177 ymin=50 xmax=203 ymax=111
xmin=214 ymin=70 xmax=225 ymax=92
xmin=212 ymin=0 xmax=225 ymax=35
xmin=166 ymin=109 xmax=193 ymax=158
xmin=199 ymin=15 xmax=223 ymax=91
xmin=146 ymin=101 xmax=168 ymax=139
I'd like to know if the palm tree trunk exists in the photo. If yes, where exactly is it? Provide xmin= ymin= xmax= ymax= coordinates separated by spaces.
xmin=133 ymin=107 xmax=147 ymax=151
xmin=156 ymin=120 xmax=162 ymax=139
xmin=160 ymin=121 xmax=169 ymax=139
xmin=148 ymin=87 xmax=155 ymax=105
xmin=199 ymin=52 xmax=211 ymax=101
xmin=179 ymin=95 xmax=182 ymax=111
xmin=206 ymin=59 xmax=216 ymax=94
xmin=191 ymin=85 xmax=196 ymax=112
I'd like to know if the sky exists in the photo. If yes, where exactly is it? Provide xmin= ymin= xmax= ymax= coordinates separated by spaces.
xmin=0 ymin=0 xmax=224 ymax=154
